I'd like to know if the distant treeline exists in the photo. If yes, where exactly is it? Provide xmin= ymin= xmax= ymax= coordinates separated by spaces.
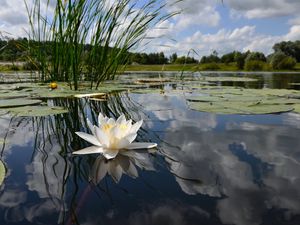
xmin=0 ymin=38 xmax=299 ymax=70
xmin=0 ymin=38 xmax=198 ymax=65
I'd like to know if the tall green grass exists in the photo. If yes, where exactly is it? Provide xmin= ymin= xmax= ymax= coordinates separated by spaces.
xmin=25 ymin=0 xmax=179 ymax=90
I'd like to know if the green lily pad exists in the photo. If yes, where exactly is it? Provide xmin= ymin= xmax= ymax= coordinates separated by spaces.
xmin=259 ymin=98 xmax=300 ymax=105
xmin=0 ymin=99 xmax=42 ymax=108
xmin=0 ymin=159 xmax=6 ymax=186
xmin=0 ymin=91 xmax=29 ymax=99
xmin=96 ymin=84 xmax=129 ymax=93
xmin=200 ymin=76 xmax=257 ymax=82
xmin=30 ymin=89 xmax=78 ymax=98
xmin=8 ymin=106 xmax=68 ymax=117
xmin=200 ymin=87 xmax=246 ymax=96
xmin=135 ymin=78 xmax=172 ymax=83
xmin=188 ymin=101 xmax=293 ymax=114
xmin=74 ymin=92 xmax=106 ymax=98
xmin=253 ymin=88 xmax=300 ymax=97
xmin=130 ymin=88 xmax=165 ymax=94
xmin=292 ymin=104 xmax=300 ymax=113
xmin=186 ymin=95 xmax=224 ymax=102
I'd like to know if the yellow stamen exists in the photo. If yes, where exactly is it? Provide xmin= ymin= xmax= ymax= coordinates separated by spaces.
xmin=119 ymin=124 xmax=128 ymax=130
xmin=102 ymin=124 xmax=113 ymax=132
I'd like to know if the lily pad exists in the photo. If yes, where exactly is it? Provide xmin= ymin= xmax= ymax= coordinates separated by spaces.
xmin=135 ymin=78 xmax=171 ymax=83
xmin=130 ymin=88 xmax=165 ymax=94
xmin=292 ymin=104 xmax=300 ymax=114
xmin=74 ymin=93 xmax=106 ymax=98
xmin=259 ymin=98 xmax=300 ymax=105
xmin=0 ymin=99 xmax=42 ymax=108
xmin=8 ymin=106 xmax=68 ymax=117
xmin=0 ymin=91 xmax=29 ymax=99
xmin=96 ymin=84 xmax=129 ymax=93
xmin=30 ymin=89 xmax=78 ymax=98
xmin=188 ymin=101 xmax=293 ymax=114
xmin=187 ymin=95 xmax=224 ymax=102
xmin=0 ymin=159 xmax=6 ymax=186
xmin=200 ymin=76 xmax=257 ymax=82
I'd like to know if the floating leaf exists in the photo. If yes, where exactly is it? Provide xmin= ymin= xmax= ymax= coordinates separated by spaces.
xmin=135 ymin=78 xmax=171 ymax=83
xmin=259 ymin=98 xmax=300 ymax=105
xmin=96 ymin=84 xmax=129 ymax=93
xmin=131 ymin=88 xmax=165 ymax=94
xmin=187 ymin=95 xmax=224 ymax=102
xmin=0 ymin=99 xmax=42 ymax=108
xmin=0 ymin=159 xmax=6 ymax=186
xmin=8 ymin=106 xmax=68 ymax=117
xmin=188 ymin=101 xmax=293 ymax=114
xmin=200 ymin=76 xmax=257 ymax=82
xmin=30 ymin=89 xmax=78 ymax=98
xmin=74 ymin=93 xmax=106 ymax=98
xmin=0 ymin=92 xmax=28 ymax=99
xmin=292 ymin=104 xmax=300 ymax=114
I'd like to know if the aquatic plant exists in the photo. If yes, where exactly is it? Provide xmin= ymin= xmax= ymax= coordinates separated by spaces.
xmin=73 ymin=113 xmax=157 ymax=159
xmin=25 ymin=0 xmax=178 ymax=90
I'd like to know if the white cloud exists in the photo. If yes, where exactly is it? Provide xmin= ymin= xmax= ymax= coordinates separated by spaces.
xmin=161 ymin=23 xmax=300 ymax=57
xmin=167 ymin=0 xmax=221 ymax=30
xmin=225 ymin=0 xmax=300 ymax=19
xmin=284 ymin=25 xmax=300 ymax=41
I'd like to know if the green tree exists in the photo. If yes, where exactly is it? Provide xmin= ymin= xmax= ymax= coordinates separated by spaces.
xmin=245 ymin=52 xmax=266 ymax=62
xmin=221 ymin=51 xmax=236 ymax=64
xmin=273 ymin=41 xmax=300 ymax=62
xmin=169 ymin=53 xmax=177 ymax=64
xmin=270 ymin=51 xmax=296 ymax=70
xmin=234 ymin=51 xmax=249 ymax=69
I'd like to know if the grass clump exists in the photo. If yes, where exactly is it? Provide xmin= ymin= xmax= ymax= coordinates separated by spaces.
xmin=25 ymin=0 xmax=178 ymax=90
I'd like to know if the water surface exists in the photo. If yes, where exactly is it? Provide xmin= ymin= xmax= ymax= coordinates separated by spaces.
xmin=1 ymin=72 xmax=300 ymax=225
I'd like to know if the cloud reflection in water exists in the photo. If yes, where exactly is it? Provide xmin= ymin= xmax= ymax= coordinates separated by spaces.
xmin=159 ymin=121 xmax=300 ymax=225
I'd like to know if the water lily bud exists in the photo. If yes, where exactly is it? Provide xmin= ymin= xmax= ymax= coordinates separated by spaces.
xmin=50 ymin=82 xmax=58 ymax=90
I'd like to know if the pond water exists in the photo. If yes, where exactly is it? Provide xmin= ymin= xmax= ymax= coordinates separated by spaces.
xmin=1 ymin=72 xmax=300 ymax=225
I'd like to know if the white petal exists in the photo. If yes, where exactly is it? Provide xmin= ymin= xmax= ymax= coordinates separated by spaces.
xmin=116 ymin=114 xmax=126 ymax=124
xmin=87 ymin=118 xmax=95 ymax=135
xmin=75 ymin=132 xmax=102 ymax=147
xmin=98 ymin=113 xmax=108 ymax=125
xmin=125 ymin=133 xmax=137 ymax=143
xmin=116 ymin=138 xmax=130 ymax=149
xmin=102 ymin=149 xmax=119 ymax=160
xmin=110 ymin=125 xmax=122 ymax=140
xmin=107 ymin=118 xmax=116 ymax=126
xmin=95 ymin=126 xmax=109 ymax=147
xmin=125 ymin=142 xmax=157 ymax=150
xmin=130 ymin=120 xmax=143 ymax=134
xmin=73 ymin=146 xmax=104 ymax=155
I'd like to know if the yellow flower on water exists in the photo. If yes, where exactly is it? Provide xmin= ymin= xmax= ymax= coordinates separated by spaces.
xmin=49 ymin=82 xmax=58 ymax=90
xmin=73 ymin=113 xmax=157 ymax=159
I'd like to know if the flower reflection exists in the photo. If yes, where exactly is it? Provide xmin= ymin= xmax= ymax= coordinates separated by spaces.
xmin=90 ymin=151 xmax=155 ymax=183
xmin=74 ymin=113 xmax=157 ymax=159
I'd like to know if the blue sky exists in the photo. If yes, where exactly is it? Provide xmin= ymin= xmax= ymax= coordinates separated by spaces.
xmin=1 ymin=0 xmax=300 ymax=57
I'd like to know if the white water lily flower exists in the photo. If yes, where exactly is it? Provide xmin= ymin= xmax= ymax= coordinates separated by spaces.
xmin=73 ymin=113 xmax=157 ymax=159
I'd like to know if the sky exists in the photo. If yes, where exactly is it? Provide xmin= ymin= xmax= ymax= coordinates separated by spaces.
xmin=1 ymin=0 xmax=300 ymax=57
